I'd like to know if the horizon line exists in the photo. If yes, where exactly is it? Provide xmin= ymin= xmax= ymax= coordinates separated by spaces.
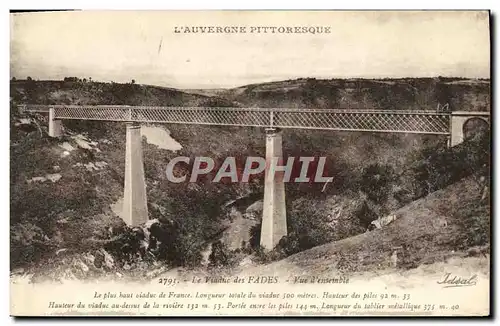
xmin=10 ymin=75 xmax=491 ymax=90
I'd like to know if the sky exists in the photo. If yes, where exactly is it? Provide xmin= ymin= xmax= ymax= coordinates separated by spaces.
xmin=10 ymin=10 xmax=490 ymax=89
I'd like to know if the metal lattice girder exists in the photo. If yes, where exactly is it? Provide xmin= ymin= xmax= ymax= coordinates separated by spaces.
xmin=273 ymin=109 xmax=450 ymax=134
xmin=132 ymin=107 xmax=271 ymax=127
xmin=54 ymin=105 xmax=132 ymax=121
xmin=20 ymin=105 xmax=452 ymax=135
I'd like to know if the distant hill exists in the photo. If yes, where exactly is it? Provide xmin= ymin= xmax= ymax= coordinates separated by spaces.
xmin=186 ymin=77 xmax=490 ymax=112
xmin=12 ymin=77 xmax=490 ymax=112
xmin=10 ymin=80 xmax=236 ymax=107
xmin=181 ymin=88 xmax=231 ymax=98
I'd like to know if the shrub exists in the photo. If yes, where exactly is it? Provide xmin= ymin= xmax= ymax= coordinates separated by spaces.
xmin=403 ymin=131 xmax=490 ymax=201
xmin=452 ymin=199 xmax=490 ymax=249
xmin=10 ymin=223 xmax=55 ymax=268
xmin=208 ymin=241 xmax=230 ymax=267
xmin=248 ymin=223 xmax=261 ymax=250
xmin=276 ymin=232 xmax=302 ymax=256
xmin=359 ymin=163 xmax=395 ymax=204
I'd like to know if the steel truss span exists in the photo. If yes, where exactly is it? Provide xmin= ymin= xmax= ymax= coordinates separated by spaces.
xmin=20 ymin=105 xmax=451 ymax=135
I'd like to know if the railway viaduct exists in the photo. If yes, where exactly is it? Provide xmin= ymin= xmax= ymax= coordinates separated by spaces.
xmin=20 ymin=104 xmax=490 ymax=249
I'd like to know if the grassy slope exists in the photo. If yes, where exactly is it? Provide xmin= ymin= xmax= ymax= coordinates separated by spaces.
xmin=235 ymin=175 xmax=489 ymax=279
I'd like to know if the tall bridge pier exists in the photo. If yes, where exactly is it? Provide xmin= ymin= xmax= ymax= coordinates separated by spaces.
xmin=48 ymin=108 xmax=63 ymax=137
xmin=261 ymin=128 xmax=288 ymax=250
xmin=123 ymin=122 xmax=149 ymax=226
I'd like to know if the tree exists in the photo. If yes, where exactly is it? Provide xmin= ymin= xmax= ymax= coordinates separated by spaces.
xmin=131 ymin=79 xmax=136 ymax=84
xmin=359 ymin=163 xmax=395 ymax=203
xmin=26 ymin=76 xmax=32 ymax=81
xmin=11 ymin=77 xmax=16 ymax=82
xmin=208 ymin=241 xmax=229 ymax=267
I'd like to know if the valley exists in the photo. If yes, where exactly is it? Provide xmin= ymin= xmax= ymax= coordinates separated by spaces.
xmin=9 ymin=77 xmax=490 ymax=285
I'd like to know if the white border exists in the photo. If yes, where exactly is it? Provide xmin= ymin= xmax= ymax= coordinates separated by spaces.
xmin=3 ymin=1 xmax=499 ymax=10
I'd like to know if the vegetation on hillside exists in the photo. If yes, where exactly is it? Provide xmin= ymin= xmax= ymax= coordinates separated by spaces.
xmin=222 ymin=77 xmax=490 ymax=111
xmin=10 ymin=78 xmax=236 ymax=107
xmin=249 ymin=131 xmax=490 ymax=263
xmin=9 ymin=77 xmax=490 ymax=280
xmin=238 ymin=175 xmax=490 ymax=279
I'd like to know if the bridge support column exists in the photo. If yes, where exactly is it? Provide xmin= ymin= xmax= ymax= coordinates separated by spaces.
xmin=449 ymin=112 xmax=490 ymax=147
xmin=48 ymin=107 xmax=63 ymax=137
xmin=123 ymin=123 xmax=149 ymax=226
xmin=260 ymin=128 xmax=287 ymax=250
xmin=450 ymin=115 xmax=467 ymax=147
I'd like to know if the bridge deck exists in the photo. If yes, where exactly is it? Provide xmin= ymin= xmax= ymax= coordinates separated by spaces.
xmin=19 ymin=104 xmax=453 ymax=135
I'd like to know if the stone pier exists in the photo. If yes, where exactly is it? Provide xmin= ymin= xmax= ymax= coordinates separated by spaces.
xmin=48 ymin=107 xmax=63 ymax=137
xmin=260 ymin=128 xmax=287 ymax=250
xmin=449 ymin=111 xmax=490 ymax=147
xmin=123 ymin=123 xmax=149 ymax=226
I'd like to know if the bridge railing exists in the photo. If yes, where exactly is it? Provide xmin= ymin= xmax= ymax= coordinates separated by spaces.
xmin=18 ymin=104 xmax=452 ymax=135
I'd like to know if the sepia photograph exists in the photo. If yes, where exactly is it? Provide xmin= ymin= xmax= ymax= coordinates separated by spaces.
xmin=9 ymin=9 xmax=491 ymax=317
